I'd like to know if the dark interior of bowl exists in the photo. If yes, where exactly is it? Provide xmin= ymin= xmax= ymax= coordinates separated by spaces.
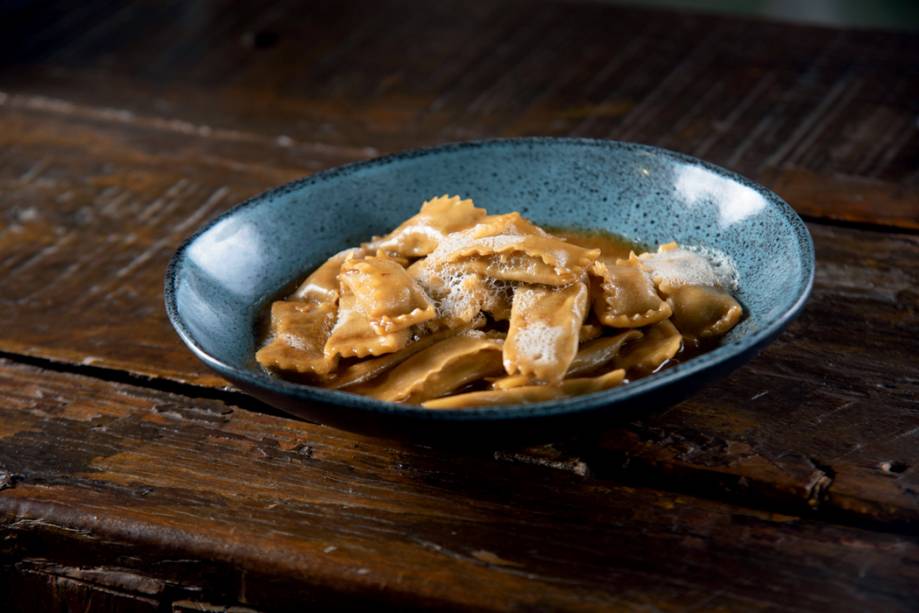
xmin=166 ymin=138 xmax=813 ymax=441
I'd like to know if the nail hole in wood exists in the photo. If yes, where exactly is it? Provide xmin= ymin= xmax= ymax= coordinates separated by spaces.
xmin=879 ymin=461 xmax=908 ymax=474
xmin=242 ymin=30 xmax=280 ymax=49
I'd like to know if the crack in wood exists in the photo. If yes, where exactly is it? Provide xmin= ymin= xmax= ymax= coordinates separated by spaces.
xmin=1 ymin=2 xmax=918 ymax=607
xmin=0 ymin=350 xmax=915 ymax=536
xmin=493 ymin=449 xmax=590 ymax=478
xmin=0 ymin=470 xmax=21 ymax=492
xmin=0 ymin=350 xmax=285 ymax=419
xmin=805 ymin=457 xmax=836 ymax=509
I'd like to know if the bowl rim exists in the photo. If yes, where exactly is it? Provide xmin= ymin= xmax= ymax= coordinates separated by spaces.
xmin=164 ymin=136 xmax=815 ymax=422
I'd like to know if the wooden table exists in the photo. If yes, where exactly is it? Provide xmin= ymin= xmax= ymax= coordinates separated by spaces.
xmin=1 ymin=2 xmax=917 ymax=610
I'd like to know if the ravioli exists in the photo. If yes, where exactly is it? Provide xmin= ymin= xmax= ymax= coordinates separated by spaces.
xmin=340 ymin=255 xmax=436 ymax=334
xmin=423 ymin=368 xmax=626 ymax=409
xmin=292 ymin=248 xmax=357 ymax=304
xmin=256 ymin=300 xmax=339 ymax=376
xmin=504 ymin=281 xmax=589 ymax=384
xmin=467 ymin=212 xmax=547 ymax=238
xmin=259 ymin=195 xmax=744 ymax=409
xmin=578 ymin=324 xmax=604 ymax=343
xmin=589 ymin=256 xmax=671 ymax=328
xmin=493 ymin=329 xmax=640 ymax=389
xmin=638 ymin=242 xmax=736 ymax=294
xmin=367 ymin=195 xmax=486 ymax=257
xmin=613 ymin=320 xmax=682 ymax=375
xmin=324 ymin=282 xmax=411 ymax=358
xmin=352 ymin=332 xmax=504 ymax=403
xmin=665 ymin=284 xmax=743 ymax=343
xmin=566 ymin=330 xmax=643 ymax=378
xmin=327 ymin=317 xmax=485 ymax=390
xmin=425 ymin=213 xmax=600 ymax=286
xmin=489 ymin=373 xmax=531 ymax=391
xmin=409 ymin=260 xmax=509 ymax=326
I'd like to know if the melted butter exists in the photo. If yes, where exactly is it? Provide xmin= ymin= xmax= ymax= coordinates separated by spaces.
xmin=258 ymin=214 xmax=744 ymax=405
xmin=547 ymin=227 xmax=646 ymax=260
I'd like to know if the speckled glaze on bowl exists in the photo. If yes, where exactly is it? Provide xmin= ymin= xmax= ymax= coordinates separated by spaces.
xmin=164 ymin=138 xmax=814 ymax=442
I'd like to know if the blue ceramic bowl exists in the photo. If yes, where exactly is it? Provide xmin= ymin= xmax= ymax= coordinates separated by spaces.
xmin=165 ymin=138 xmax=814 ymax=442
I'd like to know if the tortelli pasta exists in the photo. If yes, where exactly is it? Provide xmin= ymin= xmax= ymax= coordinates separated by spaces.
xmin=256 ymin=195 xmax=744 ymax=407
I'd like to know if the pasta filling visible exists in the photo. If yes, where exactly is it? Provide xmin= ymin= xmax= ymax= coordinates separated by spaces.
xmin=256 ymin=195 xmax=744 ymax=408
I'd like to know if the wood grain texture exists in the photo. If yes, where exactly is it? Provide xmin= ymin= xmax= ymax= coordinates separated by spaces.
xmin=2 ymin=0 xmax=917 ymax=228
xmin=1 ymin=1 xmax=918 ymax=607
xmin=0 ymin=98 xmax=367 ymax=387
xmin=577 ymin=225 xmax=919 ymax=527
xmin=0 ymin=95 xmax=917 ymax=527
xmin=0 ymin=359 xmax=917 ymax=612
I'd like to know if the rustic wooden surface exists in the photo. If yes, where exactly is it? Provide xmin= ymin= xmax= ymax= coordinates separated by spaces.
xmin=3 ymin=0 xmax=917 ymax=230
xmin=1 ymin=1 xmax=918 ymax=610
xmin=1 ymin=359 xmax=918 ymax=612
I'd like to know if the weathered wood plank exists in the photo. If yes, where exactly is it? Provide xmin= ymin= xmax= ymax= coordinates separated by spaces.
xmin=573 ymin=226 xmax=919 ymax=526
xmin=0 ymin=359 xmax=917 ymax=611
xmin=0 ymin=99 xmax=917 ymax=526
xmin=2 ymin=1 xmax=917 ymax=607
xmin=0 ymin=100 xmax=368 ymax=387
xmin=3 ymin=0 xmax=917 ymax=228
